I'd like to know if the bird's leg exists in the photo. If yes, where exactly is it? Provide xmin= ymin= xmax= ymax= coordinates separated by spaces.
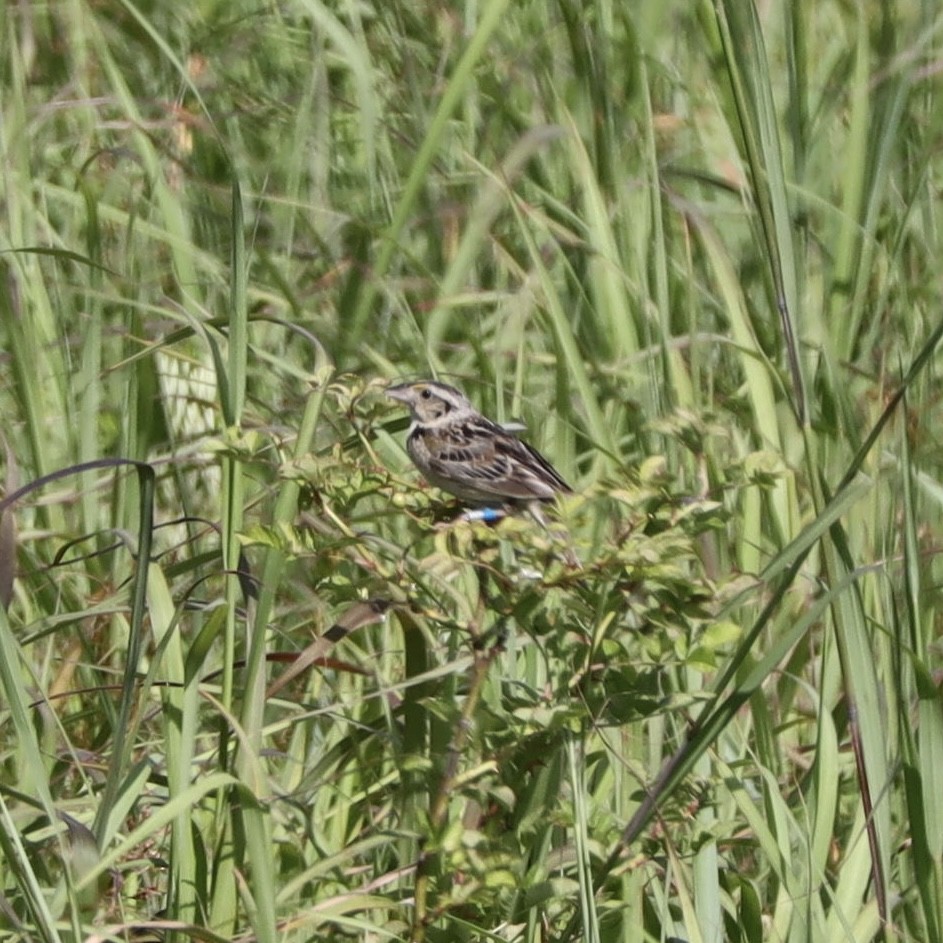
xmin=459 ymin=507 xmax=507 ymax=523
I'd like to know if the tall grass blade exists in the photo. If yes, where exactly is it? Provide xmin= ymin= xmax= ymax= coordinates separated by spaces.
xmin=341 ymin=0 xmax=514 ymax=363
xmin=715 ymin=0 xmax=806 ymax=423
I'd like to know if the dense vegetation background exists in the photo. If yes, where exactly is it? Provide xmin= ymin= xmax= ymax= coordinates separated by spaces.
xmin=1 ymin=1 xmax=942 ymax=941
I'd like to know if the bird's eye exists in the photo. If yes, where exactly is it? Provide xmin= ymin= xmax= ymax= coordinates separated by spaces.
xmin=420 ymin=388 xmax=432 ymax=399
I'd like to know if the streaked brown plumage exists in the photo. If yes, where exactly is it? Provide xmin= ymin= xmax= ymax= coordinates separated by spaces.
xmin=385 ymin=380 xmax=572 ymax=505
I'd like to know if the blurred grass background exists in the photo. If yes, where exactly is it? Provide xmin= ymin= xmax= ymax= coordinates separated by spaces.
xmin=1 ymin=0 xmax=943 ymax=941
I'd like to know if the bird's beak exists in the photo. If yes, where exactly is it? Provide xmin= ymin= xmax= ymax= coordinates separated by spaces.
xmin=385 ymin=385 xmax=410 ymax=403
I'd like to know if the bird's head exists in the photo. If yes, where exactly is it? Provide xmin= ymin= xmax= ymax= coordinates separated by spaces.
xmin=386 ymin=380 xmax=474 ymax=424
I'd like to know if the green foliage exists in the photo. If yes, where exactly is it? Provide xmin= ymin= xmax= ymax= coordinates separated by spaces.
xmin=1 ymin=0 xmax=943 ymax=941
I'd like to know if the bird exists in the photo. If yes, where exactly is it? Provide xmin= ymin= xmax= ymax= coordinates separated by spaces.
xmin=385 ymin=380 xmax=572 ymax=506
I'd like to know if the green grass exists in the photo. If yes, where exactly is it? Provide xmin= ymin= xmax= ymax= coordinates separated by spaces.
xmin=2 ymin=1 xmax=943 ymax=941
